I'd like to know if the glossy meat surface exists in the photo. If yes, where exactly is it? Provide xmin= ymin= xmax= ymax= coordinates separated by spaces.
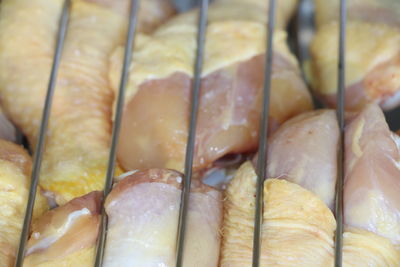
xmin=111 ymin=0 xmax=312 ymax=172
xmin=344 ymin=104 xmax=400 ymax=245
xmin=103 ymin=169 xmax=222 ymax=267
xmin=24 ymin=191 xmax=101 ymax=267
xmin=117 ymin=54 xmax=311 ymax=172
xmin=267 ymin=110 xmax=339 ymax=209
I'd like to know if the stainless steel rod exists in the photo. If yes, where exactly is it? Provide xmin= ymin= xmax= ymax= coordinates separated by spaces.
xmin=14 ymin=1 xmax=71 ymax=266
xmin=94 ymin=1 xmax=139 ymax=266
xmin=175 ymin=0 xmax=209 ymax=266
xmin=252 ymin=0 xmax=276 ymax=266
xmin=334 ymin=0 xmax=347 ymax=266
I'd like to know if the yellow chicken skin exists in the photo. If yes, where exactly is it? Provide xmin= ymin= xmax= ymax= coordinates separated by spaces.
xmin=0 ymin=0 xmax=125 ymax=205
xmin=221 ymin=106 xmax=400 ymax=266
xmin=110 ymin=0 xmax=313 ymax=172
xmin=0 ymin=139 xmax=48 ymax=267
xmin=309 ymin=0 xmax=400 ymax=111
xmin=220 ymin=162 xmax=336 ymax=266
xmin=0 ymin=0 xmax=174 ymax=205
xmin=88 ymin=0 xmax=176 ymax=34
xmin=221 ymin=163 xmax=400 ymax=266
xmin=23 ymin=191 xmax=101 ymax=267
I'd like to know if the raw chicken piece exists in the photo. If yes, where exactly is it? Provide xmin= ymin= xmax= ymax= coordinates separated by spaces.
xmin=0 ymin=0 xmax=126 ymax=205
xmin=267 ymin=110 xmax=339 ymax=209
xmin=103 ymin=169 xmax=222 ymax=267
xmin=328 ymin=104 xmax=400 ymax=266
xmin=221 ymin=105 xmax=400 ymax=266
xmin=0 ymin=140 xmax=48 ymax=267
xmin=344 ymin=104 xmax=400 ymax=244
xmin=0 ymin=0 xmax=174 ymax=204
xmin=23 ymin=191 xmax=102 ymax=267
xmin=220 ymin=162 xmax=335 ymax=266
xmin=110 ymin=0 xmax=313 ymax=172
xmin=309 ymin=0 xmax=400 ymax=111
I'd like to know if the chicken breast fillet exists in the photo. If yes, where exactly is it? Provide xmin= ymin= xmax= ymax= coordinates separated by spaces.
xmin=309 ymin=0 xmax=400 ymax=111
xmin=23 ymin=191 xmax=101 ymax=267
xmin=103 ymin=169 xmax=222 ymax=267
xmin=110 ymin=0 xmax=313 ymax=172
xmin=0 ymin=0 xmax=174 ymax=204
xmin=0 ymin=140 xmax=48 ymax=267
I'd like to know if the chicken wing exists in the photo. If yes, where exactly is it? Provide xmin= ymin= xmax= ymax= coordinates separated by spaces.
xmin=103 ymin=169 xmax=222 ymax=266
xmin=309 ymin=0 xmax=400 ymax=111
xmin=110 ymin=0 xmax=313 ymax=172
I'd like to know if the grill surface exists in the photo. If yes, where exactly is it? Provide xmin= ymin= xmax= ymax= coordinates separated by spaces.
xmin=12 ymin=0 xmax=400 ymax=266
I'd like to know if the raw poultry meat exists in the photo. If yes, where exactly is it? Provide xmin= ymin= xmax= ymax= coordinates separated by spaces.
xmin=110 ymin=0 xmax=313 ymax=172
xmin=23 ymin=191 xmax=101 ymax=267
xmin=221 ymin=109 xmax=338 ymax=266
xmin=221 ymin=104 xmax=400 ymax=266
xmin=0 ymin=140 xmax=48 ymax=267
xmin=220 ymin=162 xmax=336 ymax=266
xmin=103 ymin=169 xmax=222 ymax=267
xmin=344 ymin=104 xmax=400 ymax=244
xmin=342 ymin=104 xmax=400 ymax=265
xmin=266 ymin=110 xmax=339 ymax=210
xmin=21 ymin=169 xmax=222 ymax=266
xmin=309 ymin=0 xmax=400 ymax=111
xmin=0 ymin=0 xmax=175 ymax=204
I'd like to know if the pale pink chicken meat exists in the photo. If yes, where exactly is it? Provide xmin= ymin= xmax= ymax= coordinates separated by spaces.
xmin=113 ymin=0 xmax=312 ymax=172
xmin=103 ymin=169 xmax=222 ymax=266
xmin=344 ymin=104 xmax=400 ymax=245
xmin=267 ymin=110 xmax=339 ymax=210
xmin=118 ymin=53 xmax=311 ymax=172
xmin=23 ymin=191 xmax=102 ymax=266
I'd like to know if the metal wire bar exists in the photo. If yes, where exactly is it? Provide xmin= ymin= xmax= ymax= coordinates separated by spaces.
xmin=94 ymin=1 xmax=139 ymax=266
xmin=14 ymin=1 xmax=71 ymax=266
xmin=175 ymin=0 xmax=209 ymax=266
xmin=334 ymin=0 xmax=346 ymax=266
xmin=252 ymin=0 xmax=276 ymax=266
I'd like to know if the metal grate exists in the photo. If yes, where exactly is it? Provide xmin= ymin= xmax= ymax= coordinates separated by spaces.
xmin=13 ymin=0 xmax=348 ymax=266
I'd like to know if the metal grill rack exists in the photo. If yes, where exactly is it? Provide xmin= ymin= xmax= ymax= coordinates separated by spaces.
xmin=11 ymin=0 xmax=364 ymax=266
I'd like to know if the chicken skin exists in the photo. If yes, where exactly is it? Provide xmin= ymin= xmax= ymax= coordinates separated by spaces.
xmin=103 ymin=169 xmax=222 ymax=267
xmin=0 ymin=0 xmax=175 ymax=204
xmin=221 ymin=104 xmax=400 ymax=266
xmin=309 ymin=0 xmax=400 ymax=111
xmin=110 ymin=0 xmax=313 ymax=172
xmin=0 ymin=140 xmax=48 ymax=267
